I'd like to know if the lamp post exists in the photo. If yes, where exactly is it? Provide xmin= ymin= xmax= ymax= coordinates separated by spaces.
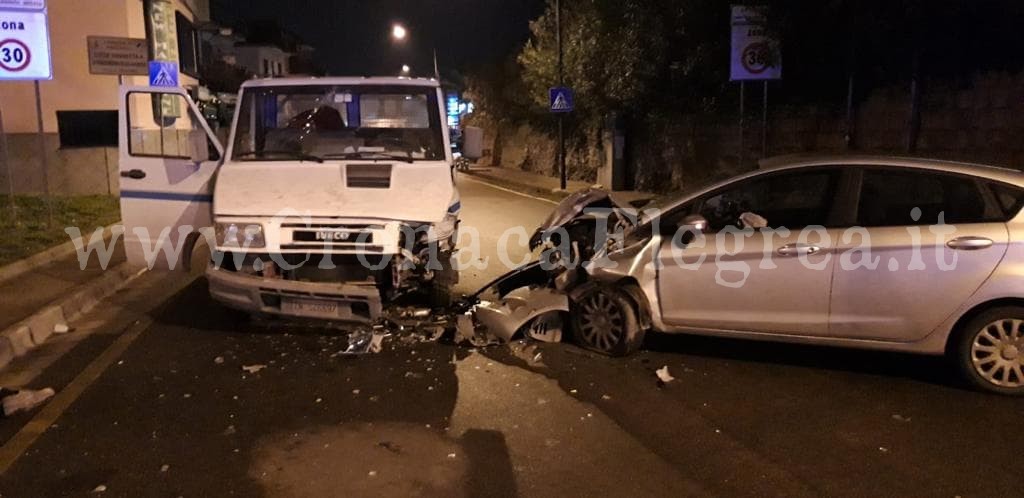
xmin=391 ymin=23 xmax=440 ymax=81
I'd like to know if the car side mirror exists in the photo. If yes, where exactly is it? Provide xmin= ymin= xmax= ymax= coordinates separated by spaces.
xmin=675 ymin=214 xmax=708 ymax=245
xmin=189 ymin=129 xmax=211 ymax=163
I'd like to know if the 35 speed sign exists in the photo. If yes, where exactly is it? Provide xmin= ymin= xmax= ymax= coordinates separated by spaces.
xmin=0 ymin=9 xmax=51 ymax=80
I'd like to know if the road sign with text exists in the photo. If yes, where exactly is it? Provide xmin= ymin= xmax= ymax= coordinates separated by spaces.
xmin=730 ymin=5 xmax=782 ymax=81
xmin=0 ymin=6 xmax=51 ymax=80
xmin=88 ymin=36 xmax=148 ymax=75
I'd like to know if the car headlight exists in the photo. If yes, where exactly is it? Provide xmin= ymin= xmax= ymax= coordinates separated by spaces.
xmin=215 ymin=223 xmax=265 ymax=249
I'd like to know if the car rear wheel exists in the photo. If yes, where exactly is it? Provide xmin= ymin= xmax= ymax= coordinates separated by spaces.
xmin=956 ymin=307 xmax=1024 ymax=396
xmin=571 ymin=287 xmax=644 ymax=357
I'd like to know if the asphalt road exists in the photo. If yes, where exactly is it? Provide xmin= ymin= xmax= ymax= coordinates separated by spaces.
xmin=1 ymin=175 xmax=1022 ymax=497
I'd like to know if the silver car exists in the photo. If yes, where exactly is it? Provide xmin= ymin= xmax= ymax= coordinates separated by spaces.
xmin=535 ymin=155 xmax=1024 ymax=395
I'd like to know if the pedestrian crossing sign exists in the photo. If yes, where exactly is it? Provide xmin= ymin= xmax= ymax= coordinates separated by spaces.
xmin=148 ymin=60 xmax=178 ymax=87
xmin=549 ymin=87 xmax=574 ymax=113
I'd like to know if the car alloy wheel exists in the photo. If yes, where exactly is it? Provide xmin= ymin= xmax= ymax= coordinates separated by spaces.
xmin=572 ymin=287 xmax=643 ymax=356
xmin=970 ymin=318 xmax=1024 ymax=388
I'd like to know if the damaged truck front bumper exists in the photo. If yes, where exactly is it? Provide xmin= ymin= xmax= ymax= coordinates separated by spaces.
xmin=207 ymin=266 xmax=384 ymax=323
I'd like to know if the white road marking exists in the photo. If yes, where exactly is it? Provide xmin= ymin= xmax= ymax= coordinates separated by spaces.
xmin=458 ymin=175 xmax=560 ymax=206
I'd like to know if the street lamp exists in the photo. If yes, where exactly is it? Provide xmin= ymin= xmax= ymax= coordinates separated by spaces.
xmin=389 ymin=23 xmax=440 ymax=81
xmin=401 ymin=64 xmax=411 ymax=75
xmin=392 ymin=24 xmax=407 ymax=41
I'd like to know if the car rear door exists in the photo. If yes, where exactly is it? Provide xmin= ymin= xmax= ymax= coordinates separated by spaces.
xmin=118 ymin=86 xmax=224 ymax=270
xmin=829 ymin=167 xmax=1010 ymax=341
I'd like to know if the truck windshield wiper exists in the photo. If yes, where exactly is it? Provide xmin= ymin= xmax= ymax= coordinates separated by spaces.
xmin=234 ymin=150 xmax=325 ymax=163
xmin=322 ymin=152 xmax=415 ymax=164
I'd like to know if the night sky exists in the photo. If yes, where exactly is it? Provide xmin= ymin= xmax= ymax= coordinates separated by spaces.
xmin=211 ymin=0 xmax=546 ymax=77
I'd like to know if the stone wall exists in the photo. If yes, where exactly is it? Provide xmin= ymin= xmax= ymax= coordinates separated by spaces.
xmin=477 ymin=71 xmax=1024 ymax=195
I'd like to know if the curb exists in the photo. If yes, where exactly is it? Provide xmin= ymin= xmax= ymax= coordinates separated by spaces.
xmin=0 ymin=222 xmax=123 ymax=286
xmin=0 ymin=261 xmax=146 ymax=371
xmin=459 ymin=169 xmax=573 ymax=203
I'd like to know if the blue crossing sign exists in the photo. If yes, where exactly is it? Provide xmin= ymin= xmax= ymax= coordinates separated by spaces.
xmin=148 ymin=60 xmax=178 ymax=87
xmin=549 ymin=87 xmax=574 ymax=113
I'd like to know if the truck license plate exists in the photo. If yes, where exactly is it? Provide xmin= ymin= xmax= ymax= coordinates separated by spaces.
xmin=281 ymin=298 xmax=340 ymax=318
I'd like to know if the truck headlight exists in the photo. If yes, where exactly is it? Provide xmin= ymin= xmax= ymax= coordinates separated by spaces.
xmin=425 ymin=213 xmax=459 ymax=244
xmin=215 ymin=223 xmax=265 ymax=249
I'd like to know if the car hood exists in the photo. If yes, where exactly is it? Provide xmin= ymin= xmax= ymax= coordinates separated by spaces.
xmin=213 ymin=161 xmax=455 ymax=223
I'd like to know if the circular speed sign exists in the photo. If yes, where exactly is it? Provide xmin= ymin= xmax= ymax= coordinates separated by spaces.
xmin=0 ymin=39 xmax=31 ymax=72
xmin=741 ymin=42 xmax=772 ymax=75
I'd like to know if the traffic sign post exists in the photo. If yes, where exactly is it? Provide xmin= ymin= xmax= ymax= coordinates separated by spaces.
xmin=0 ymin=0 xmax=52 ymax=225
xmin=88 ymin=36 xmax=148 ymax=76
xmin=149 ymin=60 xmax=179 ymax=87
xmin=549 ymin=87 xmax=574 ymax=113
xmin=730 ymin=5 xmax=781 ymax=164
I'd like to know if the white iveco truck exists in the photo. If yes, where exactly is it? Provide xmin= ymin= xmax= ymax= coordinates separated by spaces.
xmin=117 ymin=77 xmax=461 ymax=323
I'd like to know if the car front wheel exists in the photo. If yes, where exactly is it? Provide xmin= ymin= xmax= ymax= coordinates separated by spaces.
xmin=956 ymin=307 xmax=1024 ymax=396
xmin=571 ymin=286 xmax=644 ymax=357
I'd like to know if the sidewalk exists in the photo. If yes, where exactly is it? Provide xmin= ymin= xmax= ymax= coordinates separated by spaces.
xmin=0 ymin=243 xmax=126 ymax=332
xmin=0 ymin=229 xmax=143 ymax=371
xmin=459 ymin=166 xmax=655 ymax=205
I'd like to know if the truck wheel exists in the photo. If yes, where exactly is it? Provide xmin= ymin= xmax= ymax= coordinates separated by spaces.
xmin=570 ymin=286 xmax=644 ymax=357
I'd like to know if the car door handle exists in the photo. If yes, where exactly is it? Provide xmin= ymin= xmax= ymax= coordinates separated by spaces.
xmin=777 ymin=244 xmax=821 ymax=257
xmin=947 ymin=236 xmax=994 ymax=251
xmin=120 ymin=169 xmax=146 ymax=180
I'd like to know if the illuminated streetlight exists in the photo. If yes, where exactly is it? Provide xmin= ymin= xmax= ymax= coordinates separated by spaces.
xmin=401 ymin=65 xmax=411 ymax=75
xmin=392 ymin=24 xmax=407 ymax=41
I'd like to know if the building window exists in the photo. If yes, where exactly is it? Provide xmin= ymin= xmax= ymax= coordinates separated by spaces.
xmin=276 ymin=61 xmax=283 ymax=75
xmin=263 ymin=59 xmax=269 ymax=75
xmin=176 ymin=11 xmax=199 ymax=77
xmin=57 ymin=111 xmax=118 ymax=148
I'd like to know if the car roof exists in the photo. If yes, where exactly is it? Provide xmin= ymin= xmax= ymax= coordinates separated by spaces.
xmin=759 ymin=154 xmax=1024 ymax=187
xmin=240 ymin=76 xmax=440 ymax=89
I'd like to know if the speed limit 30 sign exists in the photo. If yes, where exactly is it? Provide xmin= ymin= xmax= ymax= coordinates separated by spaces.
xmin=0 ymin=9 xmax=51 ymax=80
xmin=730 ymin=5 xmax=781 ymax=81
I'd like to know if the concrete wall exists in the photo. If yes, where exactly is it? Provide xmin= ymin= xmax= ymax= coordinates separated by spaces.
xmin=0 ymin=134 xmax=117 ymax=195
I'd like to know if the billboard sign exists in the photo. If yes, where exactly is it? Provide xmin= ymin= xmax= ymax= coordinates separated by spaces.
xmin=88 ymin=36 xmax=149 ymax=75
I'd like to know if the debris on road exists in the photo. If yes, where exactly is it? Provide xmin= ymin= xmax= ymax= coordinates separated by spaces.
xmin=242 ymin=365 xmax=267 ymax=374
xmin=92 ymin=484 xmax=107 ymax=493
xmin=892 ymin=414 xmax=912 ymax=423
xmin=53 ymin=323 xmax=71 ymax=334
xmin=342 ymin=328 xmax=391 ymax=355
xmin=223 ymin=425 xmax=237 ymax=436
xmin=160 ymin=464 xmax=169 ymax=472
xmin=656 ymin=366 xmax=675 ymax=386
xmin=214 ymin=356 xmax=225 ymax=365
xmin=2 ymin=387 xmax=56 ymax=417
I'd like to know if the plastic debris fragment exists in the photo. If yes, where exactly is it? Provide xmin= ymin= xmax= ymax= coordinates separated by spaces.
xmin=2 ymin=387 xmax=56 ymax=417
xmin=656 ymin=366 xmax=675 ymax=386
xmin=242 ymin=365 xmax=267 ymax=374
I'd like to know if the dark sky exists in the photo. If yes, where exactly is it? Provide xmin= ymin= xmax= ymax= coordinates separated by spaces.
xmin=211 ymin=0 xmax=546 ymax=77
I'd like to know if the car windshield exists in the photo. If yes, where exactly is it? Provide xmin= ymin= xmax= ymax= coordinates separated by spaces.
xmin=231 ymin=84 xmax=446 ymax=162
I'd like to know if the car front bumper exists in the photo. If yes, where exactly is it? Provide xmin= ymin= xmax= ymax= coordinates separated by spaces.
xmin=206 ymin=266 xmax=384 ymax=323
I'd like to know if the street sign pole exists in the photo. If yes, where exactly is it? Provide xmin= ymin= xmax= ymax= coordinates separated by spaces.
xmin=738 ymin=81 xmax=745 ymax=168
xmin=0 ymin=107 xmax=15 ymax=224
xmin=34 ymin=80 xmax=52 ymax=227
xmin=556 ymin=0 xmax=566 ymax=191
xmin=762 ymin=80 xmax=769 ymax=158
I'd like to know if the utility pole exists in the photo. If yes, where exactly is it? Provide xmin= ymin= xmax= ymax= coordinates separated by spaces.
xmin=433 ymin=48 xmax=440 ymax=81
xmin=556 ymin=0 xmax=566 ymax=191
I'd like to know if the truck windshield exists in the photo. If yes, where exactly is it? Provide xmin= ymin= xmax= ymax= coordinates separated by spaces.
xmin=231 ymin=85 xmax=446 ymax=162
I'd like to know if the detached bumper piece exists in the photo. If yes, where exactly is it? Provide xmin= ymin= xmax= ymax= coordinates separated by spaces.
xmin=207 ymin=267 xmax=383 ymax=323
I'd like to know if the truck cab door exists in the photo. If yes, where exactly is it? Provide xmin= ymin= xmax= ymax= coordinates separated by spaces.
xmin=118 ymin=86 xmax=224 ymax=270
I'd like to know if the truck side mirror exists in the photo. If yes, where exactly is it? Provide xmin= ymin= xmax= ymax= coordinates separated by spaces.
xmin=189 ymin=129 xmax=211 ymax=163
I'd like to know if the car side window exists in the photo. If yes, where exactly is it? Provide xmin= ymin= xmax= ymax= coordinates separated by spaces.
xmin=857 ymin=169 xmax=999 ymax=227
xmin=989 ymin=183 xmax=1024 ymax=219
xmin=699 ymin=170 xmax=839 ymax=231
